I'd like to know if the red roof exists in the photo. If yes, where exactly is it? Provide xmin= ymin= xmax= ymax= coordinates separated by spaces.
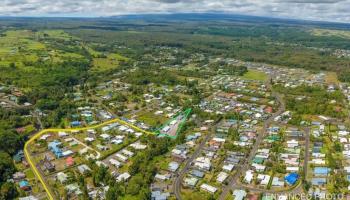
xmin=265 ymin=106 xmax=273 ymax=113
xmin=66 ymin=157 xmax=74 ymax=166
xmin=248 ymin=194 xmax=259 ymax=200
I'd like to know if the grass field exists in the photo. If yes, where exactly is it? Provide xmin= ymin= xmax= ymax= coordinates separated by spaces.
xmin=325 ymin=72 xmax=340 ymax=85
xmin=311 ymin=28 xmax=350 ymax=39
xmin=181 ymin=188 xmax=212 ymax=200
xmin=242 ymin=69 xmax=268 ymax=81
xmin=136 ymin=111 xmax=167 ymax=127
xmin=0 ymin=30 xmax=45 ymax=67
xmin=91 ymin=53 xmax=129 ymax=72
xmin=40 ymin=30 xmax=79 ymax=41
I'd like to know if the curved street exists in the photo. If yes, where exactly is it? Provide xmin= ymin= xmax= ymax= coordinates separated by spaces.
xmin=173 ymin=123 xmax=218 ymax=200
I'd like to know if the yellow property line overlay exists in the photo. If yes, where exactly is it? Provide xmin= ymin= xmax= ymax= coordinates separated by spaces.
xmin=24 ymin=118 xmax=153 ymax=200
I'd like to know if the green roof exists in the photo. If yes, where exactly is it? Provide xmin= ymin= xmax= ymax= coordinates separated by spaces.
xmin=253 ymin=157 xmax=264 ymax=164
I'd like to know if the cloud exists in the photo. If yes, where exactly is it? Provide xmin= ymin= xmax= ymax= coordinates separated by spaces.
xmin=280 ymin=0 xmax=345 ymax=3
xmin=0 ymin=0 xmax=349 ymax=23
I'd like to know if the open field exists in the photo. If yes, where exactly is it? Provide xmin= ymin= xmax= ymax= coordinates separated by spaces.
xmin=91 ymin=53 xmax=129 ymax=72
xmin=136 ymin=110 xmax=167 ymax=127
xmin=242 ymin=70 xmax=268 ymax=81
xmin=325 ymin=72 xmax=340 ymax=85
xmin=311 ymin=28 xmax=350 ymax=39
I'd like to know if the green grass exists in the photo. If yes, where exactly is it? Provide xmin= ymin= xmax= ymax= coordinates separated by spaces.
xmin=84 ymin=45 xmax=102 ymax=57
xmin=242 ymin=69 xmax=268 ymax=81
xmin=91 ymin=53 xmax=129 ymax=72
xmin=40 ymin=30 xmax=79 ymax=41
xmin=182 ymin=189 xmax=211 ymax=200
xmin=0 ymin=30 xmax=46 ymax=68
xmin=136 ymin=111 xmax=166 ymax=127
xmin=311 ymin=28 xmax=350 ymax=39
xmin=25 ymin=169 xmax=35 ymax=180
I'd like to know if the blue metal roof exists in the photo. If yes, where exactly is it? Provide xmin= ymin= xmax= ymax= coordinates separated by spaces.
xmin=19 ymin=180 xmax=29 ymax=187
xmin=314 ymin=167 xmax=329 ymax=175
xmin=285 ymin=173 xmax=299 ymax=185
xmin=48 ymin=140 xmax=63 ymax=158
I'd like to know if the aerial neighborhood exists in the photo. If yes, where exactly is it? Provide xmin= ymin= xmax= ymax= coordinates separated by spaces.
xmin=1 ymin=12 xmax=350 ymax=200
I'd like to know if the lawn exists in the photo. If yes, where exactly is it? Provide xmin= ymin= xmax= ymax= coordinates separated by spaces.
xmin=181 ymin=188 xmax=212 ymax=200
xmin=242 ymin=70 xmax=268 ymax=81
xmin=84 ymin=45 xmax=103 ymax=57
xmin=25 ymin=168 xmax=35 ymax=180
xmin=136 ymin=111 xmax=167 ymax=127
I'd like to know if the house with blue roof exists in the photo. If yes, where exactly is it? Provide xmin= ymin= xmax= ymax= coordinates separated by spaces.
xmin=19 ymin=180 xmax=30 ymax=191
xmin=70 ymin=121 xmax=81 ymax=127
xmin=314 ymin=167 xmax=329 ymax=176
xmin=48 ymin=140 xmax=63 ymax=158
xmin=191 ymin=170 xmax=204 ymax=178
xmin=285 ymin=173 xmax=299 ymax=185
xmin=13 ymin=150 xmax=24 ymax=163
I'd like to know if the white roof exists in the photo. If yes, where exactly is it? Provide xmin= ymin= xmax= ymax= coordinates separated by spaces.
xmin=212 ymin=137 xmax=226 ymax=143
xmin=244 ymin=170 xmax=253 ymax=183
xmin=200 ymin=184 xmax=217 ymax=193
xmin=109 ymin=159 xmax=121 ymax=167
xmin=115 ymin=153 xmax=128 ymax=162
xmin=121 ymin=149 xmax=134 ymax=157
xmin=100 ymin=133 xmax=110 ymax=139
xmin=222 ymin=164 xmax=234 ymax=172
xmin=62 ymin=150 xmax=73 ymax=157
xmin=233 ymin=190 xmax=247 ymax=200
xmin=286 ymin=166 xmax=299 ymax=172
xmin=116 ymin=172 xmax=131 ymax=182
xmin=130 ymin=142 xmax=147 ymax=150
xmin=216 ymin=172 xmax=228 ymax=183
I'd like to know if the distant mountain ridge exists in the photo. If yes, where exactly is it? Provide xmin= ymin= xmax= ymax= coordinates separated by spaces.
xmin=109 ymin=13 xmax=350 ymax=29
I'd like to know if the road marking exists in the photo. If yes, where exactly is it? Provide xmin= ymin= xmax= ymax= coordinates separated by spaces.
xmin=24 ymin=118 xmax=153 ymax=200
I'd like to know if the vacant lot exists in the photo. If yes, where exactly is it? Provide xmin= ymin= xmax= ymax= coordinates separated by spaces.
xmin=242 ymin=69 xmax=268 ymax=81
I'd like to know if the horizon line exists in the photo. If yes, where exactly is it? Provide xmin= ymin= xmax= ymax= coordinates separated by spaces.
xmin=0 ymin=12 xmax=349 ymax=26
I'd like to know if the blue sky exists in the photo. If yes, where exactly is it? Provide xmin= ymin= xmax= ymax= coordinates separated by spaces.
xmin=1 ymin=0 xmax=350 ymax=23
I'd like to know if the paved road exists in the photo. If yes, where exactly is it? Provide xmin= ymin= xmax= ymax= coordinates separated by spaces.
xmin=303 ymin=128 xmax=310 ymax=179
xmin=25 ymin=141 xmax=56 ymax=200
xmin=218 ymin=79 xmax=286 ymax=200
xmin=173 ymin=122 xmax=218 ymax=200
xmin=31 ymin=110 xmax=44 ymax=130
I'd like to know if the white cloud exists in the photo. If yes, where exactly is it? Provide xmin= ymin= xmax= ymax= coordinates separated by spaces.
xmin=0 ymin=0 xmax=349 ymax=23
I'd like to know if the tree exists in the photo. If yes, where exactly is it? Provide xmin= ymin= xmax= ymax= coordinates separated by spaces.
xmin=9 ymin=63 xmax=16 ymax=69
xmin=0 ymin=182 xmax=18 ymax=200
xmin=0 ymin=131 xmax=23 ymax=155
xmin=0 ymin=152 xmax=16 ymax=183
xmin=228 ymin=128 xmax=240 ymax=141
xmin=106 ymin=186 xmax=118 ymax=200
xmin=93 ymin=166 xmax=109 ymax=186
